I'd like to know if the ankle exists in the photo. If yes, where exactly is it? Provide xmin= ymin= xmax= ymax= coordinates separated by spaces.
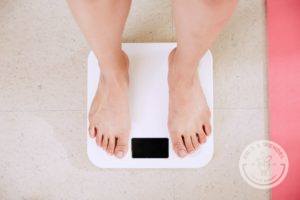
xmin=168 ymin=49 xmax=198 ymax=89
xmin=97 ymin=49 xmax=128 ymax=65
xmin=172 ymin=48 xmax=201 ymax=67
xmin=97 ymin=50 xmax=129 ymax=78
xmin=168 ymin=67 xmax=197 ymax=90
xmin=168 ymin=72 xmax=197 ymax=91
xmin=101 ymin=65 xmax=129 ymax=84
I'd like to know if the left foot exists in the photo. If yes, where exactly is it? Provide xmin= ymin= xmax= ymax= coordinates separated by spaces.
xmin=168 ymin=49 xmax=212 ymax=158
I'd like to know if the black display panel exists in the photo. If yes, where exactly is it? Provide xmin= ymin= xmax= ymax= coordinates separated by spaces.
xmin=131 ymin=138 xmax=169 ymax=158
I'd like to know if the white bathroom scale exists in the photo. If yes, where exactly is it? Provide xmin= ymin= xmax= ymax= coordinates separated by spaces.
xmin=87 ymin=43 xmax=214 ymax=168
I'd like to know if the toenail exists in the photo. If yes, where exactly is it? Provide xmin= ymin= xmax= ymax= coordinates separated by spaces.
xmin=116 ymin=151 xmax=124 ymax=158
xmin=179 ymin=150 xmax=187 ymax=157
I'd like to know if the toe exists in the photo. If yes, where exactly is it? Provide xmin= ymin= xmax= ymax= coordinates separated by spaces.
xmin=95 ymin=134 xmax=103 ymax=146
xmin=107 ymin=136 xmax=116 ymax=155
xmin=171 ymin=134 xmax=187 ymax=157
xmin=197 ymin=130 xmax=207 ymax=144
xmin=203 ymin=123 xmax=212 ymax=136
xmin=88 ymin=125 xmax=96 ymax=138
xmin=101 ymin=135 xmax=109 ymax=151
xmin=183 ymin=134 xmax=195 ymax=153
xmin=95 ymin=127 xmax=102 ymax=145
xmin=191 ymin=134 xmax=200 ymax=150
xmin=114 ymin=135 xmax=129 ymax=159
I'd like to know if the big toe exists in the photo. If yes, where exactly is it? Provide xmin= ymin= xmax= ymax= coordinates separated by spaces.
xmin=88 ymin=125 xmax=96 ymax=138
xmin=114 ymin=135 xmax=129 ymax=159
xmin=203 ymin=122 xmax=212 ymax=136
xmin=197 ymin=130 xmax=207 ymax=144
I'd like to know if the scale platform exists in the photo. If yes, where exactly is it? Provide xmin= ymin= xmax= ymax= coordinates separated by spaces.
xmin=87 ymin=43 xmax=214 ymax=168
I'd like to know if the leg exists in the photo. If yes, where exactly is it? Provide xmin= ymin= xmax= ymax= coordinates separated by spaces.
xmin=169 ymin=0 xmax=237 ymax=157
xmin=67 ymin=0 xmax=132 ymax=158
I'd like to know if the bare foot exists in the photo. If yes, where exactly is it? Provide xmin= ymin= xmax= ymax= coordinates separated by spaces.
xmin=88 ymin=51 xmax=130 ymax=159
xmin=168 ymin=49 xmax=212 ymax=158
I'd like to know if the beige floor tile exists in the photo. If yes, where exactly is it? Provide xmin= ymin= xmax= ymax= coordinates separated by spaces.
xmin=213 ymin=0 xmax=267 ymax=109
xmin=171 ymin=108 xmax=269 ymax=200
xmin=0 ymin=0 xmax=268 ymax=199
xmin=124 ymin=0 xmax=174 ymax=42
xmin=0 ymin=108 xmax=268 ymax=200
xmin=0 ymin=0 xmax=266 ymax=111
xmin=0 ymin=0 xmax=174 ymax=112
xmin=0 ymin=111 xmax=176 ymax=200
xmin=0 ymin=0 xmax=87 ymax=111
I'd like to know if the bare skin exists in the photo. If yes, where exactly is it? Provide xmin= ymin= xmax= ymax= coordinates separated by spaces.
xmin=67 ymin=0 xmax=132 ymax=158
xmin=67 ymin=0 xmax=236 ymax=158
xmin=168 ymin=49 xmax=211 ymax=157
xmin=88 ymin=52 xmax=130 ymax=158
xmin=168 ymin=0 xmax=237 ymax=157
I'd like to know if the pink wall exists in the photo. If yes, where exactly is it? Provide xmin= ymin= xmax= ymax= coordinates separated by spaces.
xmin=268 ymin=0 xmax=300 ymax=199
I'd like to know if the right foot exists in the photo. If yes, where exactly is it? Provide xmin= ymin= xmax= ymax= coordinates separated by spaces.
xmin=167 ymin=49 xmax=212 ymax=158
xmin=88 ymin=51 xmax=130 ymax=159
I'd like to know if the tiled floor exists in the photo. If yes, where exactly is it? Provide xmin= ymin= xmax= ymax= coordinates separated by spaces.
xmin=0 ymin=0 xmax=269 ymax=199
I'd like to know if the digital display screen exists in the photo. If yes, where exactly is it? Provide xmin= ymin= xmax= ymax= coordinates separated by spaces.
xmin=131 ymin=138 xmax=169 ymax=158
